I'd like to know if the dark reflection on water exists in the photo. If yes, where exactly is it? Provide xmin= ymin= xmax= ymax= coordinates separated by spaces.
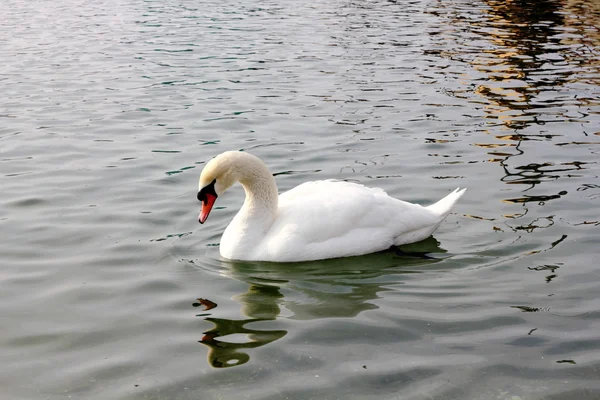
xmin=193 ymin=239 xmax=444 ymax=368
xmin=197 ymin=285 xmax=286 ymax=368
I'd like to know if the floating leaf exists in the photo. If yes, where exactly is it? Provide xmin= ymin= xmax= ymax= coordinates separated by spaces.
xmin=194 ymin=298 xmax=217 ymax=311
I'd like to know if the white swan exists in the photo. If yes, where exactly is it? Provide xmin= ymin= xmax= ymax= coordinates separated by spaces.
xmin=197 ymin=151 xmax=465 ymax=262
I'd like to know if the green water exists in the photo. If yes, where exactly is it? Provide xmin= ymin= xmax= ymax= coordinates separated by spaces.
xmin=1 ymin=0 xmax=599 ymax=399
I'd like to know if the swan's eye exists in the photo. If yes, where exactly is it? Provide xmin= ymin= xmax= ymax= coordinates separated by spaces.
xmin=197 ymin=179 xmax=217 ymax=203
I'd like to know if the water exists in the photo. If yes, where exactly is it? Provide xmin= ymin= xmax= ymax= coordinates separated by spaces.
xmin=1 ymin=0 xmax=599 ymax=398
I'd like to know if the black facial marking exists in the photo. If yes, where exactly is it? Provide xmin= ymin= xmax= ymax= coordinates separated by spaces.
xmin=197 ymin=179 xmax=217 ymax=203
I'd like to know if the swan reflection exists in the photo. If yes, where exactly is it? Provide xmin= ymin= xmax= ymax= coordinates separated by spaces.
xmin=195 ymin=238 xmax=445 ymax=368
xmin=197 ymin=285 xmax=286 ymax=368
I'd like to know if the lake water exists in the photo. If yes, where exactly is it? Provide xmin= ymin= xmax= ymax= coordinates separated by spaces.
xmin=1 ymin=0 xmax=599 ymax=398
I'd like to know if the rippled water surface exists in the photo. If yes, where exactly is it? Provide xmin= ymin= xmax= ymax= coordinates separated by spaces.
xmin=1 ymin=0 xmax=600 ymax=398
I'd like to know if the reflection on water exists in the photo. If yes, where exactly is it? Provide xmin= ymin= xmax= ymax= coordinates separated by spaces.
xmin=472 ymin=0 xmax=599 ymax=221
xmin=475 ymin=0 xmax=567 ymax=128
xmin=197 ymin=286 xmax=286 ymax=368
xmin=194 ymin=238 xmax=444 ymax=368
xmin=440 ymin=0 xmax=599 ymax=130
xmin=426 ymin=0 xmax=599 ymax=244
xmin=528 ymin=263 xmax=562 ymax=283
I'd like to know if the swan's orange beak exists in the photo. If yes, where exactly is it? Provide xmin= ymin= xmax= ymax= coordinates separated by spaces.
xmin=199 ymin=193 xmax=217 ymax=224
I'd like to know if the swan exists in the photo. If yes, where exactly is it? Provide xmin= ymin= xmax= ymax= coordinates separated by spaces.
xmin=197 ymin=151 xmax=465 ymax=262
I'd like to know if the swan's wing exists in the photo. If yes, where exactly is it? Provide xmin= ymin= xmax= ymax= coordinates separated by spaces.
xmin=260 ymin=180 xmax=439 ymax=261
xmin=278 ymin=180 xmax=439 ymax=234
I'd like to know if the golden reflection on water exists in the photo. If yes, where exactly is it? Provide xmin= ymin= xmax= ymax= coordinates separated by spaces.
xmin=442 ymin=0 xmax=600 ymax=211
xmin=426 ymin=0 xmax=598 ymax=178
xmin=473 ymin=0 xmax=570 ymax=129
xmin=442 ymin=0 xmax=599 ymax=127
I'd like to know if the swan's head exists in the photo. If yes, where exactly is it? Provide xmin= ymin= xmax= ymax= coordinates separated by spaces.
xmin=198 ymin=151 xmax=258 ymax=224
xmin=197 ymin=151 xmax=276 ymax=224
xmin=197 ymin=152 xmax=241 ymax=224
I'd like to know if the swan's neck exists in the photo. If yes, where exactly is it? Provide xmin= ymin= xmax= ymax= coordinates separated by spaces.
xmin=239 ymin=177 xmax=278 ymax=222
xmin=236 ymin=160 xmax=278 ymax=228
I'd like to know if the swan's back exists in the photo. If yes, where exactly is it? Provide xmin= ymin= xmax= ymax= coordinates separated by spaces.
xmin=254 ymin=181 xmax=463 ymax=262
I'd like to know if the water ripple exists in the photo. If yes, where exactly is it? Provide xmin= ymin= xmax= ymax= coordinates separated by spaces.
xmin=1 ymin=0 xmax=599 ymax=399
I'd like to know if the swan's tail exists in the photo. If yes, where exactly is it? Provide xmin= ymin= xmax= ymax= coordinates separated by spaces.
xmin=427 ymin=188 xmax=466 ymax=219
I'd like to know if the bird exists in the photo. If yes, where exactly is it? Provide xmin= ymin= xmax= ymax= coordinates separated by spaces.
xmin=197 ymin=151 xmax=465 ymax=262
